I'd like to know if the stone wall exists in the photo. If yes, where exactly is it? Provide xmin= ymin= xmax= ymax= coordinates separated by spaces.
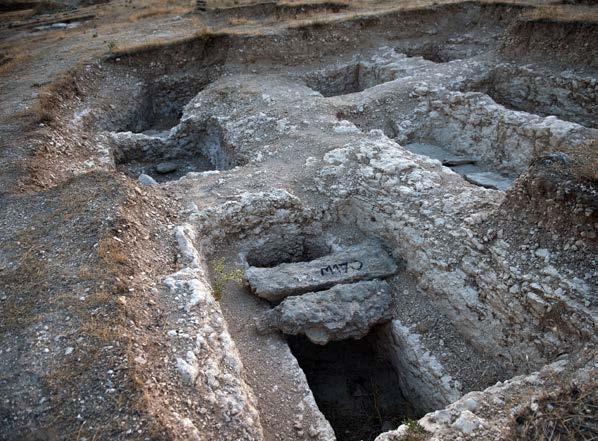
xmin=477 ymin=63 xmax=598 ymax=129
xmin=401 ymin=88 xmax=595 ymax=175
xmin=316 ymin=130 xmax=596 ymax=371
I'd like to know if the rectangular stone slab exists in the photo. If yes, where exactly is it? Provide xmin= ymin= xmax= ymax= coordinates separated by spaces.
xmin=464 ymin=171 xmax=513 ymax=191
xmin=245 ymin=243 xmax=397 ymax=301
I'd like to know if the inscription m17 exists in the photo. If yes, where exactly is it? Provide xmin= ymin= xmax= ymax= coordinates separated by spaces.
xmin=320 ymin=260 xmax=363 ymax=276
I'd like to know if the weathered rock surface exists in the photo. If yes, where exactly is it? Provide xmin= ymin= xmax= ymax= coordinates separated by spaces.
xmin=246 ymin=243 xmax=398 ymax=301
xmin=163 ymin=227 xmax=265 ymax=440
xmin=316 ymin=129 xmax=596 ymax=372
xmin=400 ymin=88 xmax=596 ymax=175
xmin=138 ymin=173 xmax=157 ymax=186
xmin=379 ymin=321 xmax=463 ymax=414
xmin=477 ymin=63 xmax=598 ymax=129
xmin=155 ymin=161 xmax=179 ymax=174
xmin=255 ymin=280 xmax=393 ymax=344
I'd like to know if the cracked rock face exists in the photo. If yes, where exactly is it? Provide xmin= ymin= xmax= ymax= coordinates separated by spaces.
xmin=255 ymin=280 xmax=393 ymax=345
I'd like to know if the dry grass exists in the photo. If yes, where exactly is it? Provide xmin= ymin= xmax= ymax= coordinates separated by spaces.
xmin=108 ymin=26 xmax=220 ymax=57
xmin=511 ymin=381 xmax=598 ymax=440
xmin=0 ymin=52 xmax=32 ymax=76
xmin=127 ymin=5 xmax=194 ymax=22
xmin=227 ymin=16 xmax=253 ymax=24
xmin=208 ymin=0 xmax=274 ymax=6
xmin=0 ymin=8 xmax=36 ymax=22
xmin=98 ymin=237 xmax=128 ymax=266
xmin=79 ymin=315 xmax=122 ymax=342
xmin=521 ymin=4 xmax=598 ymax=23
xmin=279 ymin=0 xmax=349 ymax=5
xmin=558 ymin=139 xmax=598 ymax=184
xmin=24 ymin=68 xmax=80 ymax=125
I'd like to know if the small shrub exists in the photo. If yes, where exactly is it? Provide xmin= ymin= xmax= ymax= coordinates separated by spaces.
xmin=211 ymin=257 xmax=244 ymax=301
xmin=402 ymin=418 xmax=428 ymax=441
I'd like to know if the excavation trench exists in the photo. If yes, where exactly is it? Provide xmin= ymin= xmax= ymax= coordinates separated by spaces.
xmin=120 ymin=72 xmax=219 ymax=134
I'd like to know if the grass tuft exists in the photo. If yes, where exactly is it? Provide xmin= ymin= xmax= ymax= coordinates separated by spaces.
xmin=401 ymin=418 xmax=429 ymax=441
xmin=210 ymin=257 xmax=244 ymax=301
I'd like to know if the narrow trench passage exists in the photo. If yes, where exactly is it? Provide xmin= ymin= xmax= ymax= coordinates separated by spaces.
xmin=287 ymin=331 xmax=422 ymax=441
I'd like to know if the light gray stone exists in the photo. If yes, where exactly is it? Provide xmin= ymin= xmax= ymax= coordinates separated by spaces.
xmin=255 ymin=280 xmax=393 ymax=344
xmin=138 ymin=173 xmax=158 ymax=186
xmin=451 ymin=410 xmax=482 ymax=434
xmin=464 ymin=171 xmax=513 ymax=191
xmin=155 ymin=161 xmax=178 ymax=174
xmin=246 ymin=242 xmax=397 ymax=301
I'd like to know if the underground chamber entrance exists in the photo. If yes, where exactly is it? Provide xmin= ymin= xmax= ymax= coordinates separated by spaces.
xmin=287 ymin=330 xmax=423 ymax=441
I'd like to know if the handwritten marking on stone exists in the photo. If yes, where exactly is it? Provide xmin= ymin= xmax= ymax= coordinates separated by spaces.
xmin=320 ymin=260 xmax=363 ymax=276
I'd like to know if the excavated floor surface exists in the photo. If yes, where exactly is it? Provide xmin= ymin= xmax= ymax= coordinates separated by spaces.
xmin=0 ymin=1 xmax=597 ymax=440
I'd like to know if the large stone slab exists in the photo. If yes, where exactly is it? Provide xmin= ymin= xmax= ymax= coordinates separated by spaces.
xmin=246 ymin=243 xmax=397 ymax=301
xmin=255 ymin=280 xmax=393 ymax=345
xmin=464 ymin=171 xmax=513 ymax=191
xmin=404 ymin=142 xmax=479 ymax=166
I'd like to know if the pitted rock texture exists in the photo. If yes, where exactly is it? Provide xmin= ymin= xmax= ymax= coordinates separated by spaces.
xmin=191 ymin=189 xmax=316 ymax=252
xmin=246 ymin=243 xmax=398 ymax=301
xmin=255 ymin=280 xmax=393 ymax=345
xmin=163 ymin=268 xmax=264 ymax=441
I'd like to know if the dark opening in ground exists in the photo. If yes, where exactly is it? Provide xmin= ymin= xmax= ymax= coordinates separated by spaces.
xmin=288 ymin=331 xmax=420 ymax=441
xmin=116 ymin=66 xmax=221 ymax=134
xmin=122 ymin=73 xmax=218 ymax=134
xmin=245 ymin=230 xmax=331 ymax=268
xmin=302 ymin=64 xmax=364 ymax=97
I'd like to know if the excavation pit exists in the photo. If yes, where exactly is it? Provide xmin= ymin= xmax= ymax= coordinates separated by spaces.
xmin=302 ymin=51 xmax=435 ymax=97
xmin=117 ymin=156 xmax=215 ymax=183
xmin=288 ymin=331 xmax=422 ymax=441
xmin=120 ymin=74 xmax=216 ymax=134
xmin=111 ymin=118 xmax=238 ymax=182
xmin=303 ymin=64 xmax=370 ymax=97
xmin=403 ymin=142 xmax=514 ymax=191
xmin=470 ymin=65 xmax=598 ymax=129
